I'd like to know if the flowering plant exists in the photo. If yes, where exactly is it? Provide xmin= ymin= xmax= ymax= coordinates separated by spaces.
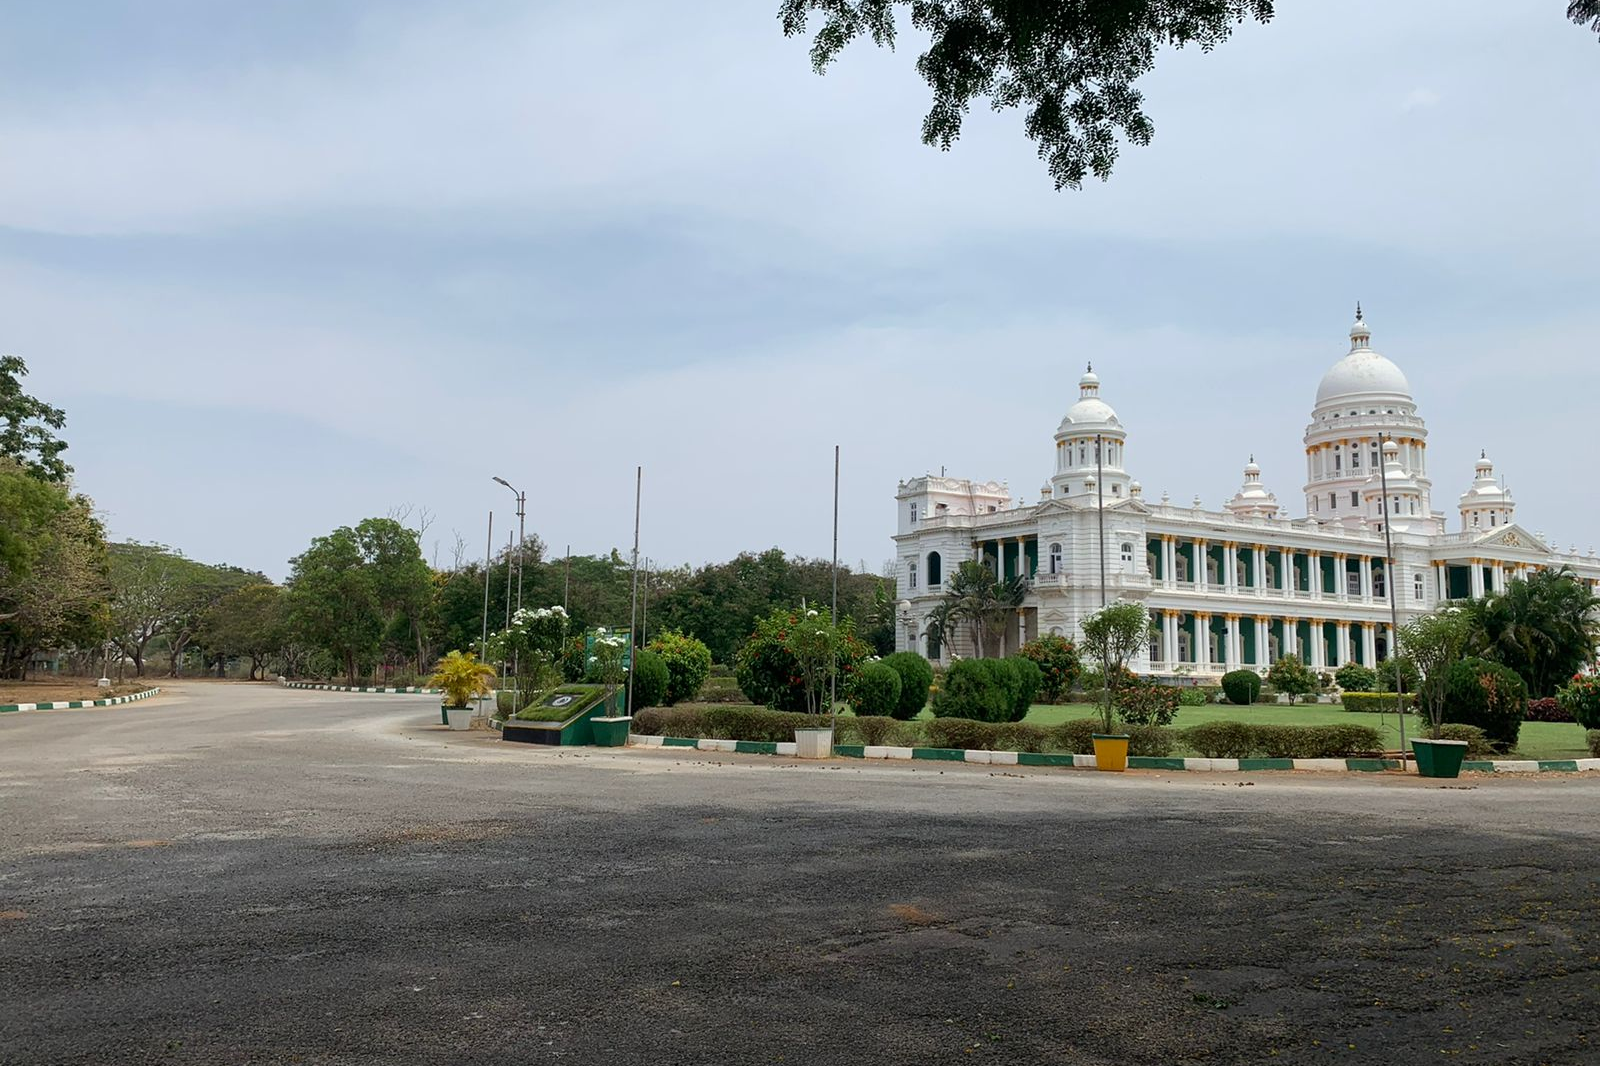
xmin=1556 ymin=672 xmax=1600 ymax=730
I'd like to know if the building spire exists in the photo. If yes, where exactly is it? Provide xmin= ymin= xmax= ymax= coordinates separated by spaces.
xmin=1355 ymin=300 xmax=1363 ymax=322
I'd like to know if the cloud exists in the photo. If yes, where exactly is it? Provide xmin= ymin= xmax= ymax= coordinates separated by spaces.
xmin=1402 ymin=87 xmax=1442 ymax=110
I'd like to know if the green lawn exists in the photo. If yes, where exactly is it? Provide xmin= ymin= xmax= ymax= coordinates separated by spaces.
xmin=1011 ymin=701 xmax=1592 ymax=761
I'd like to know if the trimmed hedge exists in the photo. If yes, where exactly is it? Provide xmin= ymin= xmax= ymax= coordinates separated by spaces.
xmin=1589 ymin=730 xmax=1600 ymax=758
xmin=880 ymin=652 xmax=934 ymax=719
xmin=1432 ymin=723 xmax=1494 ymax=759
xmin=1340 ymin=691 xmax=1415 ymax=713
xmin=1182 ymin=721 xmax=1384 ymax=759
xmin=1049 ymin=718 xmax=1174 ymax=757
xmin=932 ymin=658 xmax=1016 ymax=723
xmin=628 ymin=649 xmax=670 ymax=711
xmin=1221 ymin=670 xmax=1262 ymax=706
xmin=696 ymin=676 xmax=750 ymax=704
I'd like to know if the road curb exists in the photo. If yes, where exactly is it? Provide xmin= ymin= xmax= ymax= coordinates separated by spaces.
xmin=0 ymin=687 xmax=162 ymax=713
xmin=626 ymin=735 xmax=1600 ymax=774
xmin=283 ymin=682 xmax=442 ymax=694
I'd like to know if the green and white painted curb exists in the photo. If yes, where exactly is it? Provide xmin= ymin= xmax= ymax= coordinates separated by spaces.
xmin=0 ymin=687 xmax=161 ymax=714
xmin=284 ymin=682 xmax=442 ymax=694
xmin=627 ymin=735 xmax=1600 ymax=774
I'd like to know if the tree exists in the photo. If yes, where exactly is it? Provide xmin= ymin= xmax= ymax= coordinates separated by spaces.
xmin=936 ymin=560 xmax=1026 ymax=657
xmin=782 ymin=3 xmax=1598 ymax=190
xmin=1079 ymin=601 xmax=1149 ymax=732
xmin=199 ymin=584 xmax=287 ymax=680
xmin=1401 ymin=609 xmax=1471 ymax=740
xmin=354 ymin=517 xmax=434 ymax=674
xmin=1458 ymin=568 xmax=1600 ymax=698
xmin=1019 ymin=633 xmax=1081 ymax=702
xmin=1265 ymin=655 xmax=1316 ymax=705
xmin=0 ymin=356 xmax=71 ymax=482
xmin=0 ymin=467 xmax=109 ymax=678
xmin=287 ymin=527 xmax=382 ymax=686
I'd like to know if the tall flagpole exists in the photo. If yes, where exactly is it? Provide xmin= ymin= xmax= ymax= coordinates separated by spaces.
xmin=478 ymin=511 xmax=493 ymax=719
xmin=627 ymin=467 xmax=641 ymax=717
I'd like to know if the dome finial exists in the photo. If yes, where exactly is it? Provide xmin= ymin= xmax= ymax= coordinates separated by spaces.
xmin=1355 ymin=300 xmax=1363 ymax=322
xmin=1085 ymin=361 xmax=1093 ymax=373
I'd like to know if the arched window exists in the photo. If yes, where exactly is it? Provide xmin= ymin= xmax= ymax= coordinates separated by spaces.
xmin=908 ymin=558 xmax=918 ymax=589
xmin=1048 ymin=543 xmax=1063 ymax=575
xmin=1120 ymin=541 xmax=1135 ymax=565
xmin=1413 ymin=573 xmax=1425 ymax=602
xmin=927 ymin=551 xmax=942 ymax=586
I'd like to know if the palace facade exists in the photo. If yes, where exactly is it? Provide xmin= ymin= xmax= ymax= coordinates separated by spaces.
xmin=893 ymin=310 xmax=1600 ymax=675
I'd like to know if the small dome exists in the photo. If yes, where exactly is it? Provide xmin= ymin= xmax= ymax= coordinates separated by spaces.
xmin=1079 ymin=368 xmax=1100 ymax=389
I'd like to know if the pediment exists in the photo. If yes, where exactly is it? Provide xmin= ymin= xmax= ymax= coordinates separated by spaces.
xmin=1474 ymin=523 xmax=1549 ymax=553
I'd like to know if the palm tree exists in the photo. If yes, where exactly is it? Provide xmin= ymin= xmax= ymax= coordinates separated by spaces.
xmin=938 ymin=560 xmax=1027 ymax=657
xmin=1460 ymin=566 xmax=1600 ymax=697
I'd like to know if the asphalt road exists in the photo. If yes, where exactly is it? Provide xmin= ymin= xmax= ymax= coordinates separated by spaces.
xmin=1 ymin=683 xmax=1596 ymax=1065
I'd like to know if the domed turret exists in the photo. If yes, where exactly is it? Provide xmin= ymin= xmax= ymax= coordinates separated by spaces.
xmin=1225 ymin=456 xmax=1280 ymax=518
xmin=1458 ymin=450 xmax=1515 ymax=532
xmin=1049 ymin=363 xmax=1133 ymax=502
xmin=1303 ymin=306 xmax=1433 ymax=528
xmin=1360 ymin=437 xmax=1436 ymax=533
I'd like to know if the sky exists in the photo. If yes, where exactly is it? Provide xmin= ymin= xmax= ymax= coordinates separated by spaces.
xmin=2 ymin=1 xmax=1597 ymax=580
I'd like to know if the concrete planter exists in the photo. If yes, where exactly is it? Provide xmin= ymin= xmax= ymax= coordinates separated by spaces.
xmin=1412 ymin=737 xmax=1469 ymax=779
xmin=1092 ymin=734 xmax=1130 ymax=772
xmin=794 ymin=727 xmax=834 ymax=759
xmin=443 ymin=705 xmax=473 ymax=731
xmin=591 ymin=716 xmax=632 ymax=747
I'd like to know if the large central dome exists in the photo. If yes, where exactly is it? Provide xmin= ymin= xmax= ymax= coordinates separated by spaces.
xmin=1314 ymin=310 xmax=1413 ymax=407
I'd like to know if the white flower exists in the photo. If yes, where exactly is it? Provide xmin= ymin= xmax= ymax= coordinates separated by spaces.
xmin=806 ymin=609 xmax=819 ymax=618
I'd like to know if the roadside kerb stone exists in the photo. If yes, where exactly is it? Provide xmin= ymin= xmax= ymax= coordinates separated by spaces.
xmin=0 ymin=687 xmax=161 ymax=714
xmin=623 ymin=735 xmax=1600 ymax=775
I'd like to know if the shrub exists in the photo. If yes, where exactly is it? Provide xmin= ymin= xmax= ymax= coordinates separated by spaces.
xmin=1006 ymin=655 xmax=1043 ymax=721
xmin=1221 ymin=669 xmax=1262 ymax=706
xmin=1340 ymin=691 xmax=1415 ymax=713
xmin=1589 ymin=729 xmax=1600 ymax=758
xmin=880 ymin=652 xmax=934 ymax=719
xmin=836 ymin=714 xmax=905 ymax=746
xmin=647 ymin=630 xmax=713 ymax=705
xmin=428 ymin=650 xmax=496 ymax=709
xmin=1115 ymin=681 xmax=1179 ymax=726
xmin=1051 ymin=718 xmax=1101 ymax=755
xmin=702 ymin=705 xmax=825 ymax=742
xmin=1181 ymin=721 xmax=1258 ymax=759
xmin=696 ymin=676 xmax=749 ymax=703
xmin=932 ymin=658 xmax=1016 ymax=723
xmin=847 ymin=660 xmax=903 ymax=718
xmin=632 ymin=705 xmax=707 ymax=738
xmin=993 ymin=721 xmax=1052 ymax=753
xmin=1556 ymin=674 xmax=1600 ymax=729
xmin=1126 ymin=724 xmax=1176 ymax=757
xmin=626 ymin=649 xmax=671 ymax=712
xmin=733 ymin=607 xmax=871 ymax=713
xmin=1266 ymin=657 xmax=1318 ymax=704
xmin=559 ymin=635 xmax=588 ymax=682
xmin=1439 ymin=657 xmax=1527 ymax=751
xmin=1177 ymin=686 xmax=1210 ymax=707
xmin=1334 ymin=663 xmax=1377 ymax=693
xmin=1523 ymin=697 xmax=1572 ymax=723
xmin=1435 ymin=723 xmax=1494 ymax=760
xmin=924 ymin=716 xmax=1001 ymax=751
xmin=1374 ymin=655 xmax=1421 ymax=693
xmin=1180 ymin=721 xmax=1382 ymax=759
xmin=1019 ymin=634 xmax=1081 ymax=702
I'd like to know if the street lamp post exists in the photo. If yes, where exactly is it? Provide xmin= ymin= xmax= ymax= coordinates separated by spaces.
xmin=492 ymin=477 xmax=526 ymax=707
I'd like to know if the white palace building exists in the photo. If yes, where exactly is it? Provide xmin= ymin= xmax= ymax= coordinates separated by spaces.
xmin=893 ymin=309 xmax=1600 ymax=676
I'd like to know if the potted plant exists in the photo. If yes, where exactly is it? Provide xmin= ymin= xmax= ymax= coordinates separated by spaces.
xmin=428 ymin=650 xmax=497 ymax=731
xmin=1402 ymin=611 xmax=1470 ymax=778
xmin=1080 ymin=602 xmax=1149 ymax=772
xmin=586 ymin=627 xmax=634 ymax=747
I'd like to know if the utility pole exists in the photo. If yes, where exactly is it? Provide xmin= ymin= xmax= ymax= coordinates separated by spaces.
xmin=1096 ymin=433 xmax=1107 ymax=607
xmin=563 ymin=545 xmax=571 ymax=612
xmin=830 ymin=444 xmax=840 ymax=732
xmin=626 ymin=467 xmax=642 ymax=717
xmin=478 ymin=511 xmax=493 ymax=719
xmin=1378 ymin=433 xmax=1408 ymax=768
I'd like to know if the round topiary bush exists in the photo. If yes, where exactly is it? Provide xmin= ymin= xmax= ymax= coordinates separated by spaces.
xmin=1441 ymin=656 xmax=1527 ymax=751
xmin=1334 ymin=663 xmax=1377 ymax=693
xmin=880 ymin=651 xmax=934 ymax=719
xmin=848 ymin=660 xmax=903 ymax=718
xmin=628 ymin=649 xmax=671 ymax=712
xmin=931 ymin=658 xmax=1015 ymax=723
xmin=1005 ymin=655 xmax=1043 ymax=722
xmin=647 ymin=629 xmax=713 ymax=705
xmin=1221 ymin=669 xmax=1262 ymax=706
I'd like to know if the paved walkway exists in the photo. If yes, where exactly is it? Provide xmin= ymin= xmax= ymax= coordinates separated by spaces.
xmin=2 ymin=682 xmax=1596 ymax=1064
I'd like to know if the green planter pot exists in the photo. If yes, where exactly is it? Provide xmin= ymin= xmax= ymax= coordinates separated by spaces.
xmin=440 ymin=704 xmax=450 ymax=726
xmin=591 ymin=716 xmax=632 ymax=747
xmin=1412 ymin=737 xmax=1469 ymax=779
